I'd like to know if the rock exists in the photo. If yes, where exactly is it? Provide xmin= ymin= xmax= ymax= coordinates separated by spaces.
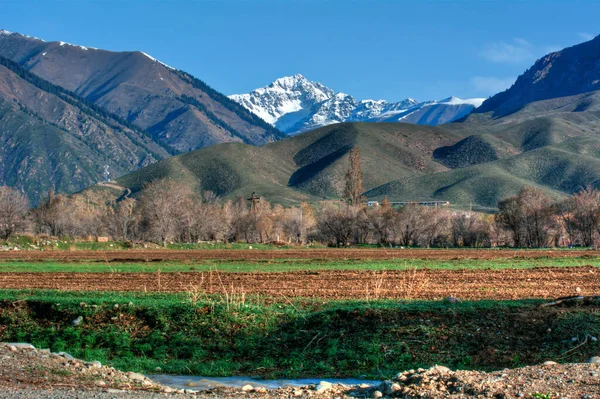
xmin=8 ymin=346 xmax=17 ymax=352
xmin=95 ymin=380 xmax=106 ymax=387
xmin=588 ymin=356 xmax=600 ymax=364
xmin=255 ymin=387 xmax=267 ymax=393
xmin=315 ymin=381 xmax=333 ymax=393
xmin=162 ymin=387 xmax=173 ymax=393
xmin=90 ymin=360 xmax=102 ymax=368
xmin=127 ymin=372 xmax=146 ymax=382
xmin=293 ymin=389 xmax=303 ymax=396
xmin=241 ymin=384 xmax=254 ymax=392
xmin=371 ymin=390 xmax=383 ymax=399
xmin=56 ymin=352 xmax=74 ymax=360
xmin=72 ymin=316 xmax=84 ymax=327
xmin=431 ymin=365 xmax=451 ymax=373
xmin=543 ymin=361 xmax=558 ymax=365
xmin=6 ymin=343 xmax=35 ymax=351
xmin=389 ymin=383 xmax=402 ymax=393
xmin=155 ymin=367 xmax=162 ymax=372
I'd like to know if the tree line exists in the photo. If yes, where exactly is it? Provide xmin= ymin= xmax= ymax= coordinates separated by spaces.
xmin=1 ymin=181 xmax=600 ymax=248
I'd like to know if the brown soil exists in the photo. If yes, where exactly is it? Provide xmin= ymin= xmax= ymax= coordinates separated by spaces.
xmin=0 ymin=248 xmax=598 ymax=262
xmin=0 ymin=266 xmax=598 ymax=300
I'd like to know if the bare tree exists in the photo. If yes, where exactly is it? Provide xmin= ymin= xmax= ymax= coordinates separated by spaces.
xmin=451 ymin=212 xmax=490 ymax=247
xmin=344 ymin=148 xmax=364 ymax=207
xmin=139 ymin=179 xmax=195 ymax=246
xmin=316 ymin=205 xmax=355 ymax=246
xmin=496 ymin=187 xmax=556 ymax=248
xmin=0 ymin=186 xmax=29 ymax=239
xmin=562 ymin=187 xmax=600 ymax=247
xmin=394 ymin=204 xmax=424 ymax=246
xmin=105 ymin=197 xmax=139 ymax=241
xmin=367 ymin=199 xmax=395 ymax=244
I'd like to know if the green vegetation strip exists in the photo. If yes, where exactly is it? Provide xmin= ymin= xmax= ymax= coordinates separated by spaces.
xmin=2 ymin=257 xmax=600 ymax=273
xmin=0 ymin=290 xmax=599 ymax=379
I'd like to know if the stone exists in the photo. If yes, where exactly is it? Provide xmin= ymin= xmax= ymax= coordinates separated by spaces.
xmin=431 ymin=365 xmax=451 ymax=373
xmin=543 ymin=361 xmax=558 ymax=365
xmin=315 ymin=381 xmax=333 ymax=393
xmin=90 ymin=360 xmax=102 ymax=368
xmin=255 ymin=387 xmax=267 ymax=393
xmin=241 ymin=384 xmax=254 ymax=392
xmin=371 ymin=390 xmax=383 ymax=399
xmin=162 ymin=387 xmax=173 ymax=393
xmin=588 ymin=356 xmax=600 ymax=364
xmin=95 ymin=380 xmax=106 ymax=387
xmin=6 ymin=343 xmax=35 ymax=351
xmin=127 ymin=372 xmax=146 ymax=382
xmin=72 ymin=316 xmax=83 ymax=327
xmin=389 ymin=383 xmax=402 ymax=393
xmin=56 ymin=352 xmax=74 ymax=360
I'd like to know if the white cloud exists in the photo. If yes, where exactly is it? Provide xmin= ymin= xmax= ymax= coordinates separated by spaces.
xmin=471 ymin=76 xmax=515 ymax=96
xmin=578 ymin=32 xmax=595 ymax=42
xmin=480 ymin=39 xmax=561 ymax=64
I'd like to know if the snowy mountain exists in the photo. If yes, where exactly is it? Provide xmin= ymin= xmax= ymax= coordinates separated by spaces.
xmin=230 ymin=74 xmax=485 ymax=134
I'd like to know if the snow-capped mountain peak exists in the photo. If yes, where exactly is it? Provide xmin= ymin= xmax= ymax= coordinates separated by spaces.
xmin=230 ymin=75 xmax=484 ymax=134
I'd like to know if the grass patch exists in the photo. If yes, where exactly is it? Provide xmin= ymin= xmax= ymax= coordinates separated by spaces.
xmin=1 ymin=256 xmax=600 ymax=273
xmin=0 ymin=290 xmax=598 ymax=379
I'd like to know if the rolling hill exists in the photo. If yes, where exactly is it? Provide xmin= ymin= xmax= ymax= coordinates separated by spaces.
xmin=89 ymin=122 xmax=468 ymax=205
xmin=89 ymin=85 xmax=600 ymax=210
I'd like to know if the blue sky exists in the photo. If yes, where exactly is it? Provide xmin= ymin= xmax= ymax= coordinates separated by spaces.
xmin=1 ymin=0 xmax=598 ymax=102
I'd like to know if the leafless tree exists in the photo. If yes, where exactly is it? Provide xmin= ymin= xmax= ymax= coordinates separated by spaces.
xmin=367 ymin=198 xmax=396 ymax=244
xmin=394 ymin=204 xmax=424 ymax=246
xmin=0 ymin=186 xmax=29 ymax=239
xmin=139 ymin=179 xmax=195 ymax=246
xmin=105 ymin=197 xmax=139 ymax=241
xmin=451 ymin=212 xmax=490 ymax=247
xmin=316 ymin=205 xmax=356 ymax=246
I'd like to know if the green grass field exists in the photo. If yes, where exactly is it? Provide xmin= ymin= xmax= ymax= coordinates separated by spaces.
xmin=1 ymin=256 xmax=599 ymax=273
xmin=0 ymin=290 xmax=598 ymax=379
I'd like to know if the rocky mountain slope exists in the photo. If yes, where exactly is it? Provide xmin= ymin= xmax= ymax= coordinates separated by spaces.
xmin=230 ymin=74 xmax=484 ymax=134
xmin=0 ymin=30 xmax=284 ymax=153
xmin=475 ymin=33 xmax=600 ymax=117
xmin=0 ymin=55 xmax=171 ymax=204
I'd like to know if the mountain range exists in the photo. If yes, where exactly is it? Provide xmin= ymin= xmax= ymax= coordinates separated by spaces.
xmin=230 ymin=74 xmax=484 ymax=134
xmin=89 ymin=34 xmax=600 ymax=210
xmin=0 ymin=29 xmax=285 ymax=203
xmin=2 ymin=27 xmax=600 ymax=210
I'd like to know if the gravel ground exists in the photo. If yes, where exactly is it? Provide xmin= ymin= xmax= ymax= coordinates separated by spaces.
xmin=1 ymin=343 xmax=600 ymax=398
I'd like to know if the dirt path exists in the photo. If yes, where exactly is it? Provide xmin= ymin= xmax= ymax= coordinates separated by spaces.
xmin=1 ymin=266 xmax=597 ymax=299
xmin=0 ymin=248 xmax=598 ymax=262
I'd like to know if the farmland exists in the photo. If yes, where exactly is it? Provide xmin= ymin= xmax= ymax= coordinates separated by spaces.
xmin=0 ymin=247 xmax=599 ymax=380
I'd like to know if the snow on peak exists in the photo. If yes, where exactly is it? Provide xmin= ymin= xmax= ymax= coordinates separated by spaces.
xmin=140 ymin=52 xmax=175 ymax=70
xmin=230 ymin=74 xmax=483 ymax=133
xmin=439 ymin=96 xmax=486 ymax=107
xmin=0 ymin=29 xmax=45 ymax=42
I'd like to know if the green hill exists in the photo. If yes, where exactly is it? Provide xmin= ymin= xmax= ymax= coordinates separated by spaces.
xmin=87 ymin=88 xmax=600 ymax=210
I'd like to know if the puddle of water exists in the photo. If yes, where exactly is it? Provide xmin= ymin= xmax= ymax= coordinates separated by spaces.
xmin=148 ymin=375 xmax=380 ymax=391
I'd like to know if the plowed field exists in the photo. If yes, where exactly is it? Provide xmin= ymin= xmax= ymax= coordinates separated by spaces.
xmin=0 ymin=248 xmax=597 ymax=262
xmin=1 ymin=266 xmax=597 ymax=300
